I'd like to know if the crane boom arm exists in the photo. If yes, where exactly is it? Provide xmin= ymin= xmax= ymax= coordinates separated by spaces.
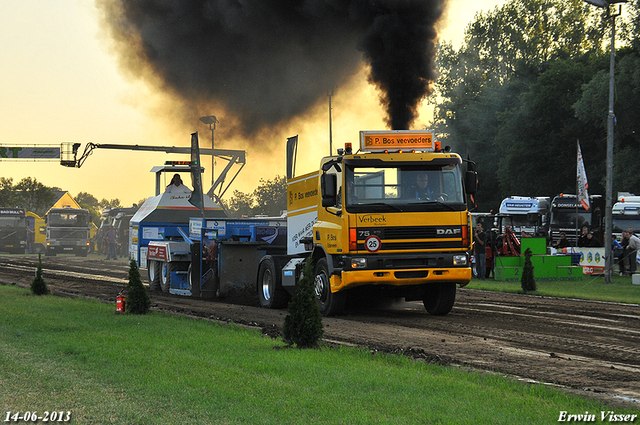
xmin=60 ymin=141 xmax=246 ymax=200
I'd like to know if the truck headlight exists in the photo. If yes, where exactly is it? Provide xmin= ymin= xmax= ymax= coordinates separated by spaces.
xmin=453 ymin=254 xmax=467 ymax=266
xmin=351 ymin=258 xmax=367 ymax=269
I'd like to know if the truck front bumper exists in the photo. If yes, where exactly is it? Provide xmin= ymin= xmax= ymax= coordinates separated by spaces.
xmin=332 ymin=267 xmax=471 ymax=292
xmin=330 ymin=252 xmax=472 ymax=292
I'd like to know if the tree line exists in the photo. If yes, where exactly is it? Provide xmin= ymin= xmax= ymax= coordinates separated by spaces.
xmin=0 ymin=176 xmax=122 ymax=223
xmin=223 ymin=176 xmax=287 ymax=218
xmin=1 ymin=175 xmax=287 ymax=222
xmin=431 ymin=0 xmax=640 ymax=212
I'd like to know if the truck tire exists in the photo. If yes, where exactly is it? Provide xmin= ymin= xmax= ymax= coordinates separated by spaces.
xmin=160 ymin=262 xmax=172 ymax=293
xmin=45 ymin=248 xmax=55 ymax=257
xmin=314 ymin=258 xmax=346 ymax=316
xmin=147 ymin=260 xmax=161 ymax=291
xmin=34 ymin=244 xmax=44 ymax=254
xmin=257 ymin=257 xmax=289 ymax=309
xmin=422 ymin=283 xmax=456 ymax=315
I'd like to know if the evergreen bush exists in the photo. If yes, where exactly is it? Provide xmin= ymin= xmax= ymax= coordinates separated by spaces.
xmin=126 ymin=258 xmax=151 ymax=314
xmin=282 ymin=258 xmax=323 ymax=348
xmin=521 ymin=248 xmax=536 ymax=293
xmin=30 ymin=254 xmax=49 ymax=295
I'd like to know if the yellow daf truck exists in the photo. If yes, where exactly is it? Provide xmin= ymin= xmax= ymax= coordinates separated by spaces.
xmin=261 ymin=130 xmax=476 ymax=316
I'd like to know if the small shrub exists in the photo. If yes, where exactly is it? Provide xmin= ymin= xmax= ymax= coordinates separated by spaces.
xmin=30 ymin=254 xmax=49 ymax=295
xmin=282 ymin=258 xmax=323 ymax=348
xmin=521 ymin=248 xmax=536 ymax=293
xmin=126 ymin=258 xmax=151 ymax=314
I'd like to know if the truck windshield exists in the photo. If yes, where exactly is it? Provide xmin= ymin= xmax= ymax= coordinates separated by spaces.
xmin=502 ymin=216 xmax=535 ymax=227
xmin=613 ymin=217 xmax=640 ymax=234
xmin=49 ymin=212 xmax=89 ymax=227
xmin=0 ymin=217 xmax=25 ymax=228
xmin=551 ymin=211 xmax=591 ymax=228
xmin=345 ymin=163 xmax=466 ymax=213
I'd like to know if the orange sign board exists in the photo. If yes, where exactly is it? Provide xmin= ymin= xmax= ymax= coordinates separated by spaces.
xmin=360 ymin=131 xmax=434 ymax=151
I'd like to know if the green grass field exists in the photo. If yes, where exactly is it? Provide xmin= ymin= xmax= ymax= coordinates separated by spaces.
xmin=1 ymin=284 xmax=636 ymax=424
xmin=468 ymin=273 xmax=640 ymax=304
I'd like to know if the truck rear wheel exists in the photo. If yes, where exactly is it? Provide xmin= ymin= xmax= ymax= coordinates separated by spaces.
xmin=314 ymin=258 xmax=346 ymax=316
xmin=147 ymin=260 xmax=161 ymax=291
xmin=258 ymin=257 xmax=289 ymax=309
xmin=160 ymin=262 xmax=172 ymax=293
xmin=422 ymin=283 xmax=456 ymax=315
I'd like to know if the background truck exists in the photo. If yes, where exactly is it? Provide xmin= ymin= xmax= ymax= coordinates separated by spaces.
xmin=612 ymin=193 xmax=640 ymax=237
xmin=549 ymin=193 xmax=604 ymax=246
xmin=141 ymin=130 xmax=477 ymax=317
xmin=496 ymin=196 xmax=550 ymax=240
xmin=45 ymin=207 xmax=92 ymax=256
xmin=0 ymin=208 xmax=27 ymax=254
xmin=26 ymin=211 xmax=46 ymax=254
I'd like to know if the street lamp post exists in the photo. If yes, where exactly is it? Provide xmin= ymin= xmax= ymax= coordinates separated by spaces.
xmin=199 ymin=115 xmax=219 ymax=188
xmin=328 ymin=90 xmax=333 ymax=156
xmin=583 ymin=0 xmax=625 ymax=284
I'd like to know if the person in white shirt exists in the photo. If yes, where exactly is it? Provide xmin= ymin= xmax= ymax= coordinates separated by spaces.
xmin=165 ymin=174 xmax=192 ymax=194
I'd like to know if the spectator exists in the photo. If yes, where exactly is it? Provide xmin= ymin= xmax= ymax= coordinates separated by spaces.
xmin=552 ymin=232 xmax=571 ymax=249
xmin=627 ymin=230 xmax=640 ymax=274
xmin=621 ymin=230 xmax=630 ymax=275
xmin=105 ymin=226 xmax=117 ymax=260
xmin=474 ymin=223 xmax=487 ymax=280
xmin=585 ymin=231 xmax=601 ymax=247
xmin=612 ymin=235 xmax=624 ymax=275
xmin=577 ymin=226 xmax=590 ymax=247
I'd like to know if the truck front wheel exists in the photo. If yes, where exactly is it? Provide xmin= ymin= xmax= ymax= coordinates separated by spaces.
xmin=422 ymin=283 xmax=456 ymax=315
xmin=314 ymin=258 xmax=346 ymax=316
xmin=147 ymin=260 xmax=161 ymax=291
xmin=160 ymin=262 xmax=172 ymax=293
xmin=258 ymin=257 xmax=288 ymax=309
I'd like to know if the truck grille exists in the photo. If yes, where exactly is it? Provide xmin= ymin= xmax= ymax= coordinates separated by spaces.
xmin=50 ymin=229 xmax=89 ymax=239
xmin=356 ymin=225 xmax=465 ymax=252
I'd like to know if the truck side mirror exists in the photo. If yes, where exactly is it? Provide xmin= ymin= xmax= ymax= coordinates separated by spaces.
xmin=465 ymin=171 xmax=477 ymax=195
xmin=321 ymin=174 xmax=338 ymax=207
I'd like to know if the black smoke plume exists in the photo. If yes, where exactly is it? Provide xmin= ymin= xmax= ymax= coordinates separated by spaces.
xmin=97 ymin=0 xmax=445 ymax=137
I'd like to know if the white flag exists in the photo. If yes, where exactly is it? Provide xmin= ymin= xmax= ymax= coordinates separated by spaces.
xmin=577 ymin=141 xmax=590 ymax=210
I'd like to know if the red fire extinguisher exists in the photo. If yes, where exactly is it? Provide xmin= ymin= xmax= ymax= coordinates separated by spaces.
xmin=116 ymin=289 xmax=126 ymax=313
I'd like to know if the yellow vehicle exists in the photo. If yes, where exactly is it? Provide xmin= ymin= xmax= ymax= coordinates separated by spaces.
xmin=265 ymin=130 xmax=477 ymax=316
xmin=26 ymin=211 xmax=46 ymax=254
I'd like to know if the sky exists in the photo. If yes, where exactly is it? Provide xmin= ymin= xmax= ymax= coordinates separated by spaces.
xmin=0 ymin=0 xmax=504 ymax=208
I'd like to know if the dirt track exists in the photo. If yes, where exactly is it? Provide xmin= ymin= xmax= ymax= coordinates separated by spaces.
xmin=2 ymin=254 xmax=640 ymax=408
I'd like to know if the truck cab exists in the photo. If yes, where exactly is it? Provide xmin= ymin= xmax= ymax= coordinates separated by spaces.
xmin=497 ymin=196 xmax=550 ymax=240
xmin=0 ymin=208 xmax=27 ymax=254
xmin=45 ymin=207 xmax=91 ymax=256
xmin=285 ymin=130 xmax=476 ymax=316
xmin=550 ymin=194 xmax=603 ymax=246
xmin=612 ymin=194 xmax=640 ymax=237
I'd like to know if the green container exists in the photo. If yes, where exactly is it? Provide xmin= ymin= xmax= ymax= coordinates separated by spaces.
xmin=494 ymin=266 xmax=521 ymax=281
xmin=521 ymin=237 xmax=547 ymax=255
xmin=493 ymin=253 xmax=583 ymax=281
xmin=495 ymin=256 xmax=522 ymax=268
xmin=556 ymin=266 xmax=583 ymax=280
